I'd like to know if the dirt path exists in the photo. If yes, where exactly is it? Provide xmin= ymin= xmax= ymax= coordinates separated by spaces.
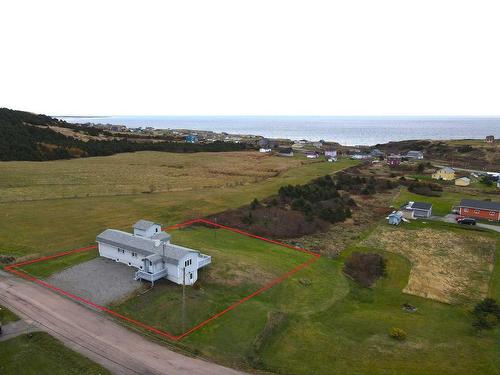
xmin=0 ymin=272 xmax=246 ymax=375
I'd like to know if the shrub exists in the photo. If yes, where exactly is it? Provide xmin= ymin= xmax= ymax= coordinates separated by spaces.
xmin=250 ymin=198 xmax=261 ymax=210
xmin=343 ymin=252 xmax=387 ymax=287
xmin=389 ymin=327 xmax=407 ymax=341
xmin=472 ymin=298 xmax=500 ymax=330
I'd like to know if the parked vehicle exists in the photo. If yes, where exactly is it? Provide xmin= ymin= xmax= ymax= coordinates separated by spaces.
xmin=457 ymin=217 xmax=476 ymax=225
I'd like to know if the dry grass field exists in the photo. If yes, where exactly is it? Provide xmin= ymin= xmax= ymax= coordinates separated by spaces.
xmin=0 ymin=152 xmax=357 ymax=260
xmin=363 ymin=226 xmax=496 ymax=303
xmin=0 ymin=151 xmax=310 ymax=202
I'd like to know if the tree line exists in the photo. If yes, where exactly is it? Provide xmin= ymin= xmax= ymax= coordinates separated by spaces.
xmin=0 ymin=108 xmax=252 ymax=161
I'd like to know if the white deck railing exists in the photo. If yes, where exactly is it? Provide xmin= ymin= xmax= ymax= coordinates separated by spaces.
xmin=135 ymin=268 xmax=168 ymax=283
xmin=198 ymin=254 xmax=211 ymax=268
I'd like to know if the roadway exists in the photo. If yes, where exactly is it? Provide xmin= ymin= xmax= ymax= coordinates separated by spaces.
xmin=431 ymin=214 xmax=500 ymax=233
xmin=0 ymin=270 xmax=245 ymax=375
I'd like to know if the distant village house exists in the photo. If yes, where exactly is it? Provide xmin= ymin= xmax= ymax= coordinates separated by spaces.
xmin=401 ymin=201 xmax=433 ymax=218
xmin=485 ymin=135 xmax=495 ymax=143
xmin=324 ymin=149 xmax=337 ymax=161
xmin=305 ymin=151 xmax=320 ymax=159
xmin=405 ymin=150 xmax=424 ymax=160
xmin=456 ymin=199 xmax=500 ymax=221
xmin=387 ymin=154 xmax=402 ymax=167
xmin=185 ymin=134 xmax=198 ymax=143
xmin=455 ymin=177 xmax=471 ymax=186
xmin=432 ymin=167 xmax=455 ymax=181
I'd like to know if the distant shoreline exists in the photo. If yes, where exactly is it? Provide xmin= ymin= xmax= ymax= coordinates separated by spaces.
xmin=57 ymin=115 xmax=500 ymax=146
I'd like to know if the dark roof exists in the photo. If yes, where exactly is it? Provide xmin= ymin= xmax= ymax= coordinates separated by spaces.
xmin=96 ymin=229 xmax=197 ymax=264
xmin=409 ymin=201 xmax=433 ymax=210
xmin=459 ymin=199 xmax=500 ymax=211
xmin=278 ymin=148 xmax=293 ymax=154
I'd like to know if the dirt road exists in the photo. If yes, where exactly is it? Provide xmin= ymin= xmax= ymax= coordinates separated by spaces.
xmin=0 ymin=271 xmax=246 ymax=375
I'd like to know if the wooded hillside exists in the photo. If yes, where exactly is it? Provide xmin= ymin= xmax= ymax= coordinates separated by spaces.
xmin=0 ymin=108 xmax=250 ymax=161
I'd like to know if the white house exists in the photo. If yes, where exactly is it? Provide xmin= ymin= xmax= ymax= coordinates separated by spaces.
xmin=259 ymin=148 xmax=272 ymax=153
xmin=96 ymin=220 xmax=211 ymax=286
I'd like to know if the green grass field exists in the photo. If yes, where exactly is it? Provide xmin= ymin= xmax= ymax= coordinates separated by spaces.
xmin=18 ymin=250 xmax=98 ymax=279
xmin=0 ymin=152 xmax=357 ymax=262
xmin=110 ymin=226 xmax=314 ymax=336
xmin=0 ymin=305 xmax=20 ymax=324
xmin=2 ymin=152 xmax=500 ymax=375
xmin=0 ymin=332 xmax=110 ymax=375
xmin=171 ymin=223 xmax=500 ymax=375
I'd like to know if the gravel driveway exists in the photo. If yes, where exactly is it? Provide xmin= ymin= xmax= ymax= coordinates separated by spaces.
xmin=46 ymin=257 xmax=142 ymax=305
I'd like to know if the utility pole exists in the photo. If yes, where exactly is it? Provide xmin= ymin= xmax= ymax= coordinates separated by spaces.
xmin=182 ymin=267 xmax=186 ymax=333
xmin=214 ymin=217 xmax=217 ymax=240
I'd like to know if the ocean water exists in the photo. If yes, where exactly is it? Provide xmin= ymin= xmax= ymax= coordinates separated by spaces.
xmin=58 ymin=116 xmax=500 ymax=146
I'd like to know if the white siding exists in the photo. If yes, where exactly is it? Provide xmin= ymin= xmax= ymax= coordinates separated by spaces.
xmin=134 ymin=224 xmax=162 ymax=238
xmin=98 ymin=242 xmax=144 ymax=269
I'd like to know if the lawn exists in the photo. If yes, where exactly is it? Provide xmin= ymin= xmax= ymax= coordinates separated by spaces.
xmin=110 ymin=225 xmax=315 ymax=337
xmin=0 ymin=332 xmax=110 ymax=375
xmin=0 ymin=305 xmax=20 ymax=324
xmin=0 ymin=152 xmax=357 ymax=262
xmin=17 ymin=249 xmax=98 ymax=279
xmin=172 ymin=224 xmax=500 ymax=375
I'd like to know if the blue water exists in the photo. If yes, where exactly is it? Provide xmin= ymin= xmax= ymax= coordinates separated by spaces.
xmin=58 ymin=116 xmax=500 ymax=146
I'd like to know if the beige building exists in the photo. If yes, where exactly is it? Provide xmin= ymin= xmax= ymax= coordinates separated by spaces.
xmin=455 ymin=177 xmax=471 ymax=186
xmin=432 ymin=167 xmax=455 ymax=181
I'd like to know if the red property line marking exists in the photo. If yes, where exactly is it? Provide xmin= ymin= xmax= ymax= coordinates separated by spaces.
xmin=5 ymin=218 xmax=320 ymax=341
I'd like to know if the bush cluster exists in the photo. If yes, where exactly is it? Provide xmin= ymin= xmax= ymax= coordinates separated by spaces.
xmin=343 ymin=252 xmax=387 ymax=287
xmin=389 ymin=327 xmax=407 ymax=341
xmin=472 ymin=298 xmax=500 ymax=330
xmin=279 ymin=175 xmax=352 ymax=223
xmin=407 ymin=181 xmax=443 ymax=197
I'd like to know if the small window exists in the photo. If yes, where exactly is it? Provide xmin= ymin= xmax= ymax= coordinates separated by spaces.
xmin=156 ymin=228 xmax=158 ymax=232
xmin=463 ymin=208 xmax=469 ymax=212
xmin=474 ymin=210 xmax=480 ymax=214
xmin=149 ymin=261 xmax=153 ymax=266
xmin=490 ymin=211 xmax=496 ymax=216
xmin=140 ymin=266 xmax=143 ymax=269
xmin=184 ymin=259 xmax=192 ymax=267
xmin=132 ymin=252 xmax=137 ymax=257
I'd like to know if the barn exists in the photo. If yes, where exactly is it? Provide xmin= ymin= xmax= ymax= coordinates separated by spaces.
xmin=457 ymin=199 xmax=500 ymax=221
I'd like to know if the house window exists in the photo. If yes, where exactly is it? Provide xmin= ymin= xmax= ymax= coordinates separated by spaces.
xmin=149 ymin=261 xmax=153 ymax=266
xmin=463 ymin=208 xmax=469 ymax=212
xmin=189 ymin=272 xmax=193 ymax=280
xmin=117 ymin=248 xmax=125 ymax=254
xmin=132 ymin=252 xmax=137 ymax=257
xmin=474 ymin=210 xmax=480 ymax=214
xmin=490 ymin=211 xmax=496 ymax=216
xmin=184 ymin=259 xmax=192 ymax=267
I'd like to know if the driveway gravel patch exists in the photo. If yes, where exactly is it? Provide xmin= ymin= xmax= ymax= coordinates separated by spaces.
xmin=45 ymin=257 xmax=143 ymax=305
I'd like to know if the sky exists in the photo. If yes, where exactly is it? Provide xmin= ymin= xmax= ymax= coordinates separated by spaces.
xmin=1 ymin=0 xmax=499 ymax=116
